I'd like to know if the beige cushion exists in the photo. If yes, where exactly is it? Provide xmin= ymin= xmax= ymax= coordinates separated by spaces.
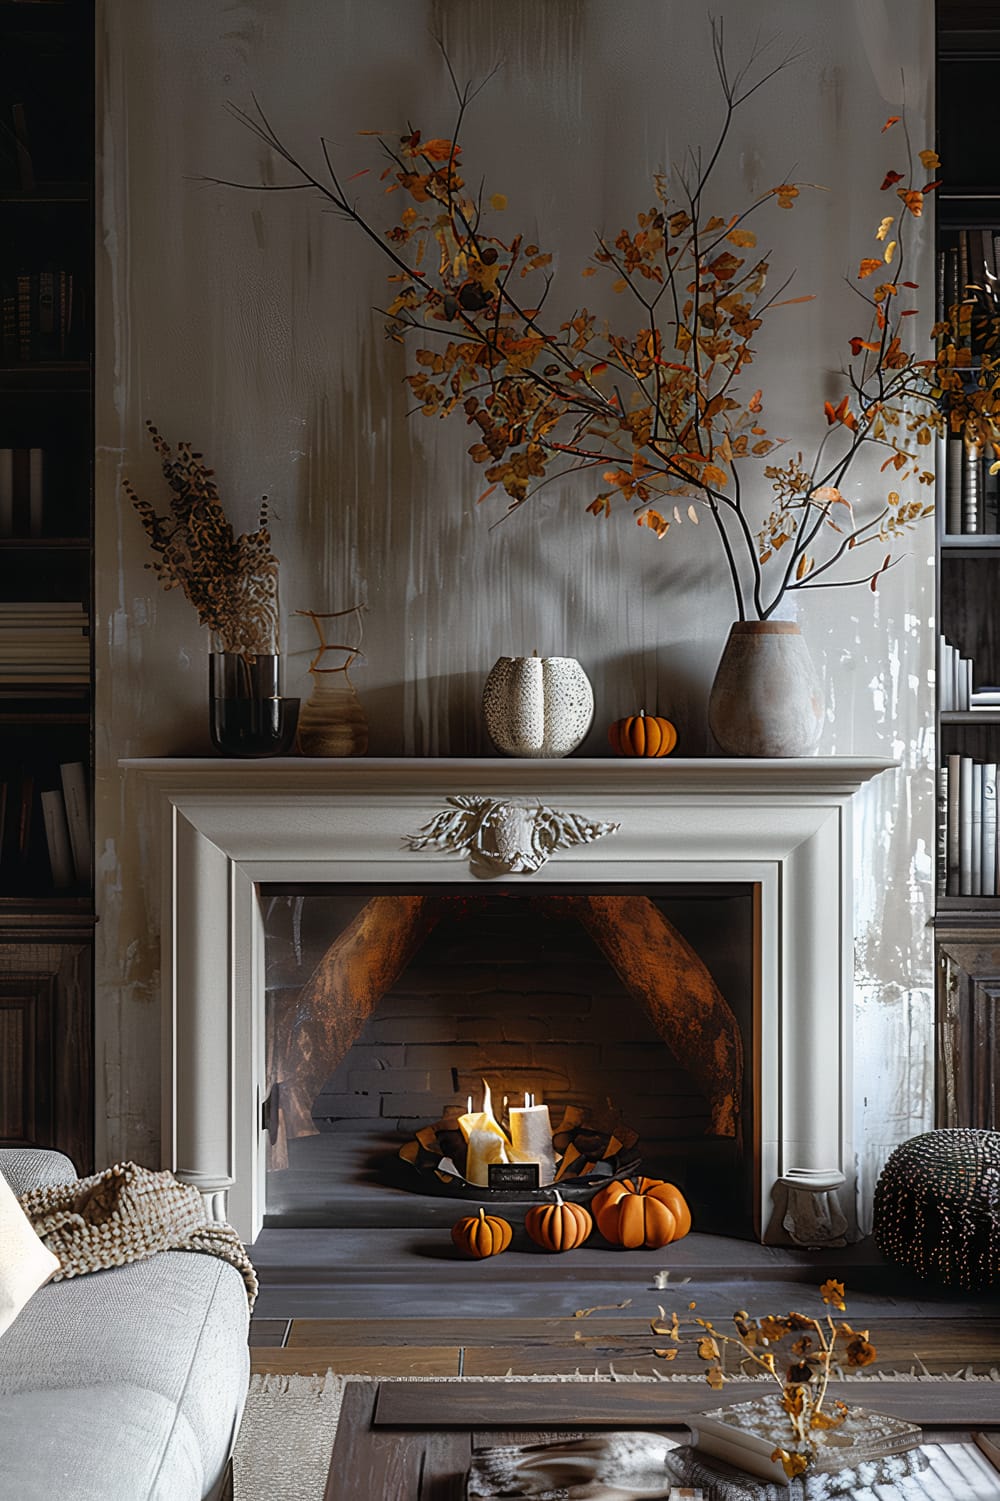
xmin=0 ymin=1171 xmax=59 ymax=1337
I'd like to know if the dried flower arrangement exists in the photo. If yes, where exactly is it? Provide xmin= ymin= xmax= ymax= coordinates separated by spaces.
xmin=217 ymin=24 xmax=946 ymax=622
xmin=125 ymin=422 xmax=280 ymax=656
xmin=653 ymin=1279 xmax=877 ymax=1479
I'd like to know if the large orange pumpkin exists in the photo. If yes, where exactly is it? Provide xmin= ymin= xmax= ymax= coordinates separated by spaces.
xmin=592 ymin=1176 xmax=692 ymax=1249
xmin=608 ymin=711 xmax=677 ymax=758
xmin=451 ymin=1206 xmax=513 ymax=1259
xmin=524 ymin=1189 xmax=592 ymax=1252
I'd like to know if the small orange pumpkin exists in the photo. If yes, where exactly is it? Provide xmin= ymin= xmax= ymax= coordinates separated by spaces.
xmin=608 ymin=710 xmax=677 ymax=758
xmin=592 ymin=1176 xmax=692 ymax=1249
xmin=451 ymin=1206 xmax=513 ymax=1259
xmin=524 ymin=1189 xmax=592 ymax=1252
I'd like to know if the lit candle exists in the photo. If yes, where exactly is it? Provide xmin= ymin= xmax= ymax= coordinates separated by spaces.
xmin=509 ymin=1093 xmax=555 ymax=1185
xmin=458 ymin=1079 xmax=513 ymax=1187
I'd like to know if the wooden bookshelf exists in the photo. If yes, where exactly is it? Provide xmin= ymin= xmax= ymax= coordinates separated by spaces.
xmin=934 ymin=1 xmax=1000 ymax=1134
xmin=0 ymin=0 xmax=93 ymax=1171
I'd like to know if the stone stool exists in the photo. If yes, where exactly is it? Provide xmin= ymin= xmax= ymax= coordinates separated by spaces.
xmin=872 ymin=1128 xmax=1000 ymax=1291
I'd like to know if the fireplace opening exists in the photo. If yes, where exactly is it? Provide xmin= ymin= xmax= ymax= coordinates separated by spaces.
xmin=262 ymin=883 xmax=757 ymax=1236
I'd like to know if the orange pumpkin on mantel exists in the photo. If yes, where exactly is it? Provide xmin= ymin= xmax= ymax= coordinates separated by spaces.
xmin=592 ymin=1176 xmax=691 ymax=1249
xmin=524 ymin=1189 xmax=592 ymax=1252
xmin=608 ymin=711 xmax=677 ymax=758
xmin=451 ymin=1207 xmax=513 ymax=1259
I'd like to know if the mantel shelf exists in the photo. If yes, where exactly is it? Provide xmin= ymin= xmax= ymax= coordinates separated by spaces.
xmin=121 ymin=755 xmax=897 ymax=801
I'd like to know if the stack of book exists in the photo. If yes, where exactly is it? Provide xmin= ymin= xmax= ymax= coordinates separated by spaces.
xmin=938 ymin=635 xmax=974 ymax=711
xmin=0 ymin=600 xmax=89 ymax=685
xmin=0 ymin=269 xmax=75 ymax=363
xmin=942 ymin=430 xmax=1000 ymax=535
xmin=0 ymin=760 xmax=92 ymax=892
xmin=938 ymin=225 xmax=1000 ymax=535
xmin=0 ymin=447 xmax=44 ymax=536
xmin=940 ymin=755 xmax=1000 ymax=897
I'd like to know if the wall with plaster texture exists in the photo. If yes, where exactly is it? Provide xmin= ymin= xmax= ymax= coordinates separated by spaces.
xmin=95 ymin=0 xmax=935 ymax=1227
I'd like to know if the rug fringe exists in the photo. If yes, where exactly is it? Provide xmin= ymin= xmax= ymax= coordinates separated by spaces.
xmin=249 ymin=1366 xmax=1000 ymax=1395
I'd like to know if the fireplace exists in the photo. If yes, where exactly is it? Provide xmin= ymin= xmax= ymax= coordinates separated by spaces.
xmin=262 ymin=882 xmax=755 ymax=1234
xmin=124 ymin=755 xmax=892 ymax=1245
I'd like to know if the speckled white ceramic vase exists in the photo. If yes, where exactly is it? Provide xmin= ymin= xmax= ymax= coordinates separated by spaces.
xmin=708 ymin=621 xmax=823 ymax=757
xmin=483 ymin=655 xmax=594 ymax=757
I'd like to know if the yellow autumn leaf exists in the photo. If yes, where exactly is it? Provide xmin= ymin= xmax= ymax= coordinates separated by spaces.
xmin=820 ymin=1279 xmax=846 ymax=1311
xmin=795 ymin=554 xmax=814 ymax=580
xmin=919 ymin=148 xmax=940 ymax=171
xmin=883 ymin=240 xmax=897 ymax=264
xmin=581 ymin=266 xmax=598 ymax=277
xmin=490 ymin=193 xmax=507 ymax=211
xmin=875 ymin=215 xmax=894 ymax=242
xmin=727 ymin=227 xmax=757 ymax=248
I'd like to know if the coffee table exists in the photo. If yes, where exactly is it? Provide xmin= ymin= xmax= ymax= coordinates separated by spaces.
xmin=322 ymin=1378 xmax=1000 ymax=1499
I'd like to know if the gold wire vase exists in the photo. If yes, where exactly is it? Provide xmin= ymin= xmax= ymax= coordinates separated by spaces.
xmin=294 ymin=606 xmax=368 ymax=757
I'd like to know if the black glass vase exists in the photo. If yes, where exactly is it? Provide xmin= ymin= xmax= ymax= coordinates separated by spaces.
xmin=209 ymin=649 xmax=299 ymax=757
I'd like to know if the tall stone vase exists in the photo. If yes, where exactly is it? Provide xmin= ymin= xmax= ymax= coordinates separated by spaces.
xmin=708 ymin=621 xmax=823 ymax=757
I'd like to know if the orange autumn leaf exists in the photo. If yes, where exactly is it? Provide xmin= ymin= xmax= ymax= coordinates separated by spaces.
xmin=420 ymin=138 xmax=460 ymax=161
xmin=489 ymin=193 xmax=507 ymax=211
xmin=824 ymin=395 xmax=856 ymax=430
xmin=748 ymin=389 xmax=763 ymax=413
xmin=919 ymin=148 xmax=940 ymax=171
xmin=773 ymin=184 xmax=799 ymax=209
xmin=897 ymin=187 xmax=924 ymax=217
xmin=477 ymin=482 xmax=498 ymax=504
xmin=850 ymin=336 xmax=881 ymax=356
xmin=882 ymin=115 xmax=901 ymax=131
xmin=581 ymin=266 xmax=598 ymax=277
xmin=727 ymin=227 xmax=757 ymax=248
xmin=858 ymin=257 xmax=883 ymax=279
xmin=880 ymin=170 xmax=904 ymax=191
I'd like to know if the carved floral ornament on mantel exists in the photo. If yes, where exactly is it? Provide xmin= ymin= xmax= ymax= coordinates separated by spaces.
xmin=404 ymin=796 xmax=620 ymax=877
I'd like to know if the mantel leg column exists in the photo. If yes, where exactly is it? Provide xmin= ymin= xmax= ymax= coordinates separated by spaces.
xmin=777 ymin=807 xmax=852 ymax=1246
xmin=163 ymin=807 xmax=235 ymax=1224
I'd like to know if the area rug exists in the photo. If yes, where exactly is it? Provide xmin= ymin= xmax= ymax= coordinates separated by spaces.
xmin=232 ymin=1368 xmax=1000 ymax=1501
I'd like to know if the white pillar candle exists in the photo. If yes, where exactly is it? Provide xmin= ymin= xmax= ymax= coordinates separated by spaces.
xmin=509 ymin=1101 xmax=556 ymax=1185
xmin=458 ymin=1080 xmax=512 ymax=1186
xmin=462 ymin=1129 xmax=510 ymax=1187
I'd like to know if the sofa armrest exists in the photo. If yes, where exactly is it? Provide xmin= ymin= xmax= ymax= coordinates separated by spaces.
xmin=0 ymin=1148 xmax=78 ymax=1196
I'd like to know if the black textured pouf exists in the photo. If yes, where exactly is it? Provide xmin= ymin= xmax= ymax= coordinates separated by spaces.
xmin=872 ymin=1128 xmax=1000 ymax=1290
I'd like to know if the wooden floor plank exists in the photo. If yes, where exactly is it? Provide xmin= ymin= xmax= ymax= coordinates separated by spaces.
xmin=269 ymin=1315 xmax=1000 ymax=1377
xmin=250 ymin=1344 xmax=461 ymax=1377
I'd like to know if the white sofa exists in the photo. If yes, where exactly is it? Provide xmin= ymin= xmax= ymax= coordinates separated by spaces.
xmin=0 ymin=1148 xmax=250 ymax=1501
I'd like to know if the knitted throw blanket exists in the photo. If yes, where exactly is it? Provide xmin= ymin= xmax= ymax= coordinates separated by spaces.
xmin=19 ymin=1161 xmax=258 ymax=1309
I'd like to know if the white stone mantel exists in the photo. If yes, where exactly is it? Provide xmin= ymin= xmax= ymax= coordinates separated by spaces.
xmin=122 ymin=755 xmax=895 ymax=1244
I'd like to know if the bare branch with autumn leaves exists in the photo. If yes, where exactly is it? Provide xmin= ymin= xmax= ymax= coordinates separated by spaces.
xmin=654 ymin=1279 xmax=878 ymax=1481
xmin=213 ymin=26 xmax=952 ymax=621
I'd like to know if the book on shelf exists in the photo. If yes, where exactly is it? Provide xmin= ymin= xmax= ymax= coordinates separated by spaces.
xmin=39 ymin=788 xmax=73 ymax=889
xmin=10 ymin=103 xmax=33 ymax=194
xmin=983 ymin=763 xmax=998 ymax=896
xmin=59 ymin=761 xmax=91 ymax=886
